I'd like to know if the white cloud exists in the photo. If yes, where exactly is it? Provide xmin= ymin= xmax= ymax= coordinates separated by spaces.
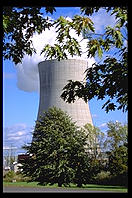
xmin=3 ymin=123 xmax=33 ymax=150
xmin=91 ymin=8 xmax=116 ymax=33
xmin=7 ymin=130 xmax=26 ymax=137
xmin=3 ymin=146 xmax=17 ymax=150
xmin=17 ymin=131 xmax=26 ymax=136
xmin=99 ymin=123 xmax=107 ymax=128
xmin=3 ymin=146 xmax=11 ymax=150
xmin=8 ymin=136 xmax=21 ymax=141
xmin=16 ymin=54 xmax=41 ymax=92
xmin=15 ymin=25 xmax=59 ymax=92
xmin=15 ymin=18 xmax=95 ymax=92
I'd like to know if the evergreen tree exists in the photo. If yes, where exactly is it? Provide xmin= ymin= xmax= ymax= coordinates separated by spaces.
xmin=21 ymin=107 xmax=88 ymax=187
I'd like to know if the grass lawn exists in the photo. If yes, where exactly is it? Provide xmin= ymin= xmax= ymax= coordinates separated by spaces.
xmin=3 ymin=181 xmax=128 ymax=192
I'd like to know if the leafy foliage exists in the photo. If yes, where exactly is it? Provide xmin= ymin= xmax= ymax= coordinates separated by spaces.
xmin=41 ymin=15 xmax=94 ymax=60
xmin=21 ymin=107 xmax=90 ymax=187
xmin=3 ymin=7 xmax=128 ymax=112
xmin=3 ymin=7 xmax=54 ymax=64
xmin=104 ymin=121 xmax=128 ymax=150
xmin=61 ymin=7 xmax=128 ymax=113
xmin=3 ymin=170 xmax=30 ymax=182
xmin=107 ymin=146 xmax=128 ymax=176
xmin=80 ymin=7 xmax=100 ymax=16
xmin=21 ymin=110 xmax=128 ymax=186
xmin=104 ymin=121 xmax=128 ymax=176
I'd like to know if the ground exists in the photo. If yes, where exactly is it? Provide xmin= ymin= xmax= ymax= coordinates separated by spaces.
xmin=3 ymin=182 xmax=128 ymax=193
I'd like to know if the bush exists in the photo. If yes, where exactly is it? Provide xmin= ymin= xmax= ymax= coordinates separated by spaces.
xmin=93 ymin=171 xmax=111 ymax=185
xmin=3 ymin=170 xmax=30 ymax=182
xmin=95 ymin=171 xmax=111 ymax=180
xmin=3 ymin=170 xmax=15 ymax=182
xmin=93 ymin=170 xmax=128 ymax=187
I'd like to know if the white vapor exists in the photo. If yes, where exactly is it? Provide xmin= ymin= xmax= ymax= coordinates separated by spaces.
xmin=16 ymin=18 xmax=95 ymax=92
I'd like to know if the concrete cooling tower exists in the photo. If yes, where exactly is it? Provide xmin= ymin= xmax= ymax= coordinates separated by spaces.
xmin=37 ymin=59 xmax=93 ymax=127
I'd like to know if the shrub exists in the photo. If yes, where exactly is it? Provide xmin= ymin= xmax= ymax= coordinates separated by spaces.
xmin=93 ymin=170 xmax=128 ymax=187
xmin=3 ymin=170 xmax=15 ymax=182
xmin=93 ymin=171 xmax=111 ymax=185
xmin=95 ymin=171 xmax=111 ymax=180
xmin=3 ymin=170 xmax=31 ymax=182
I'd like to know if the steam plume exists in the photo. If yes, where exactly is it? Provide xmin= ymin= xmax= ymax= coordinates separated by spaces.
xmin=16 ymin=22 xmax=95 ymax=92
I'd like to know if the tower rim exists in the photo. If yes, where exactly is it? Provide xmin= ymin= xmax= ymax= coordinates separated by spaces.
xmin=38 ymin=59 xmax=88 ymax=66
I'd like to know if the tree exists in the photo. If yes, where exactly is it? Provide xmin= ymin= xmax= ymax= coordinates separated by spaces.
xmin=83 ymin=123 xmax=105 ymax=156
xmin=3 ymin=7 xmax=128 ymax=112
xmin=82 ymin=124 xmax=107 ymax=182
xmin=3 ymin=7 xmax=55 ymax=64
xmin=104 ymin=121 xmax=128 ymax=176
xmin=21 ymin=107 xmax=89 ymax=187
xmin=108 ymin=145 xmax=128 ymax=176
xmin=104 ymin=121 xmax=128 ymax=151
xmin=60 ymin=7 xmax=128 ymax=113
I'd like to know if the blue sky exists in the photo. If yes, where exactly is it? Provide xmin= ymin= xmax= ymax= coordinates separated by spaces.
xmin=3 ymin=7 xmax=128 ymax=154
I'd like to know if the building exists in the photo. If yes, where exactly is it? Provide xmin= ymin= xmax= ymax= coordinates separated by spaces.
xmin=37 ymin=59 xmax=93 ymax=127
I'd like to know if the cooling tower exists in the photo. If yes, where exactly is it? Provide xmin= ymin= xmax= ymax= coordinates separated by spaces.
xmin=37 ymin=59 xmax=93 ymax=127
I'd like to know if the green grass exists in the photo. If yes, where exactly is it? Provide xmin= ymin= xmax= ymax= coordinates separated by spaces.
xmin=3 ymin=181 xmax=128 ymax=192
xmin=82 ymin=184 xmax=127 ymax=192
xmin=3 ymin=181 xmax=42 ymax=188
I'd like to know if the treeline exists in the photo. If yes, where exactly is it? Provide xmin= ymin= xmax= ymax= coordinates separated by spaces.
xmin=20 ymin=107 xmax=128 ymax=187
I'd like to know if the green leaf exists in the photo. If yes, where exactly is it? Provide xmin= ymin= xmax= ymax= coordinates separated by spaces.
xmin=3 ymin=15 xmax=10 ymax=32
xmin=97 ymin=46 xmax=103 ymax=58
xmin=45 ymin=7 xmax=56 ymax=14
xmin=115 ymin=30 xmax=123 ymax=48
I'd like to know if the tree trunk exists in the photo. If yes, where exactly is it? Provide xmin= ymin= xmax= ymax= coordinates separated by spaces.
xmin=58 ymin=182 xmax=62 ymax=187
xmin=77 ymin=182 xmax=82 ymax=187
